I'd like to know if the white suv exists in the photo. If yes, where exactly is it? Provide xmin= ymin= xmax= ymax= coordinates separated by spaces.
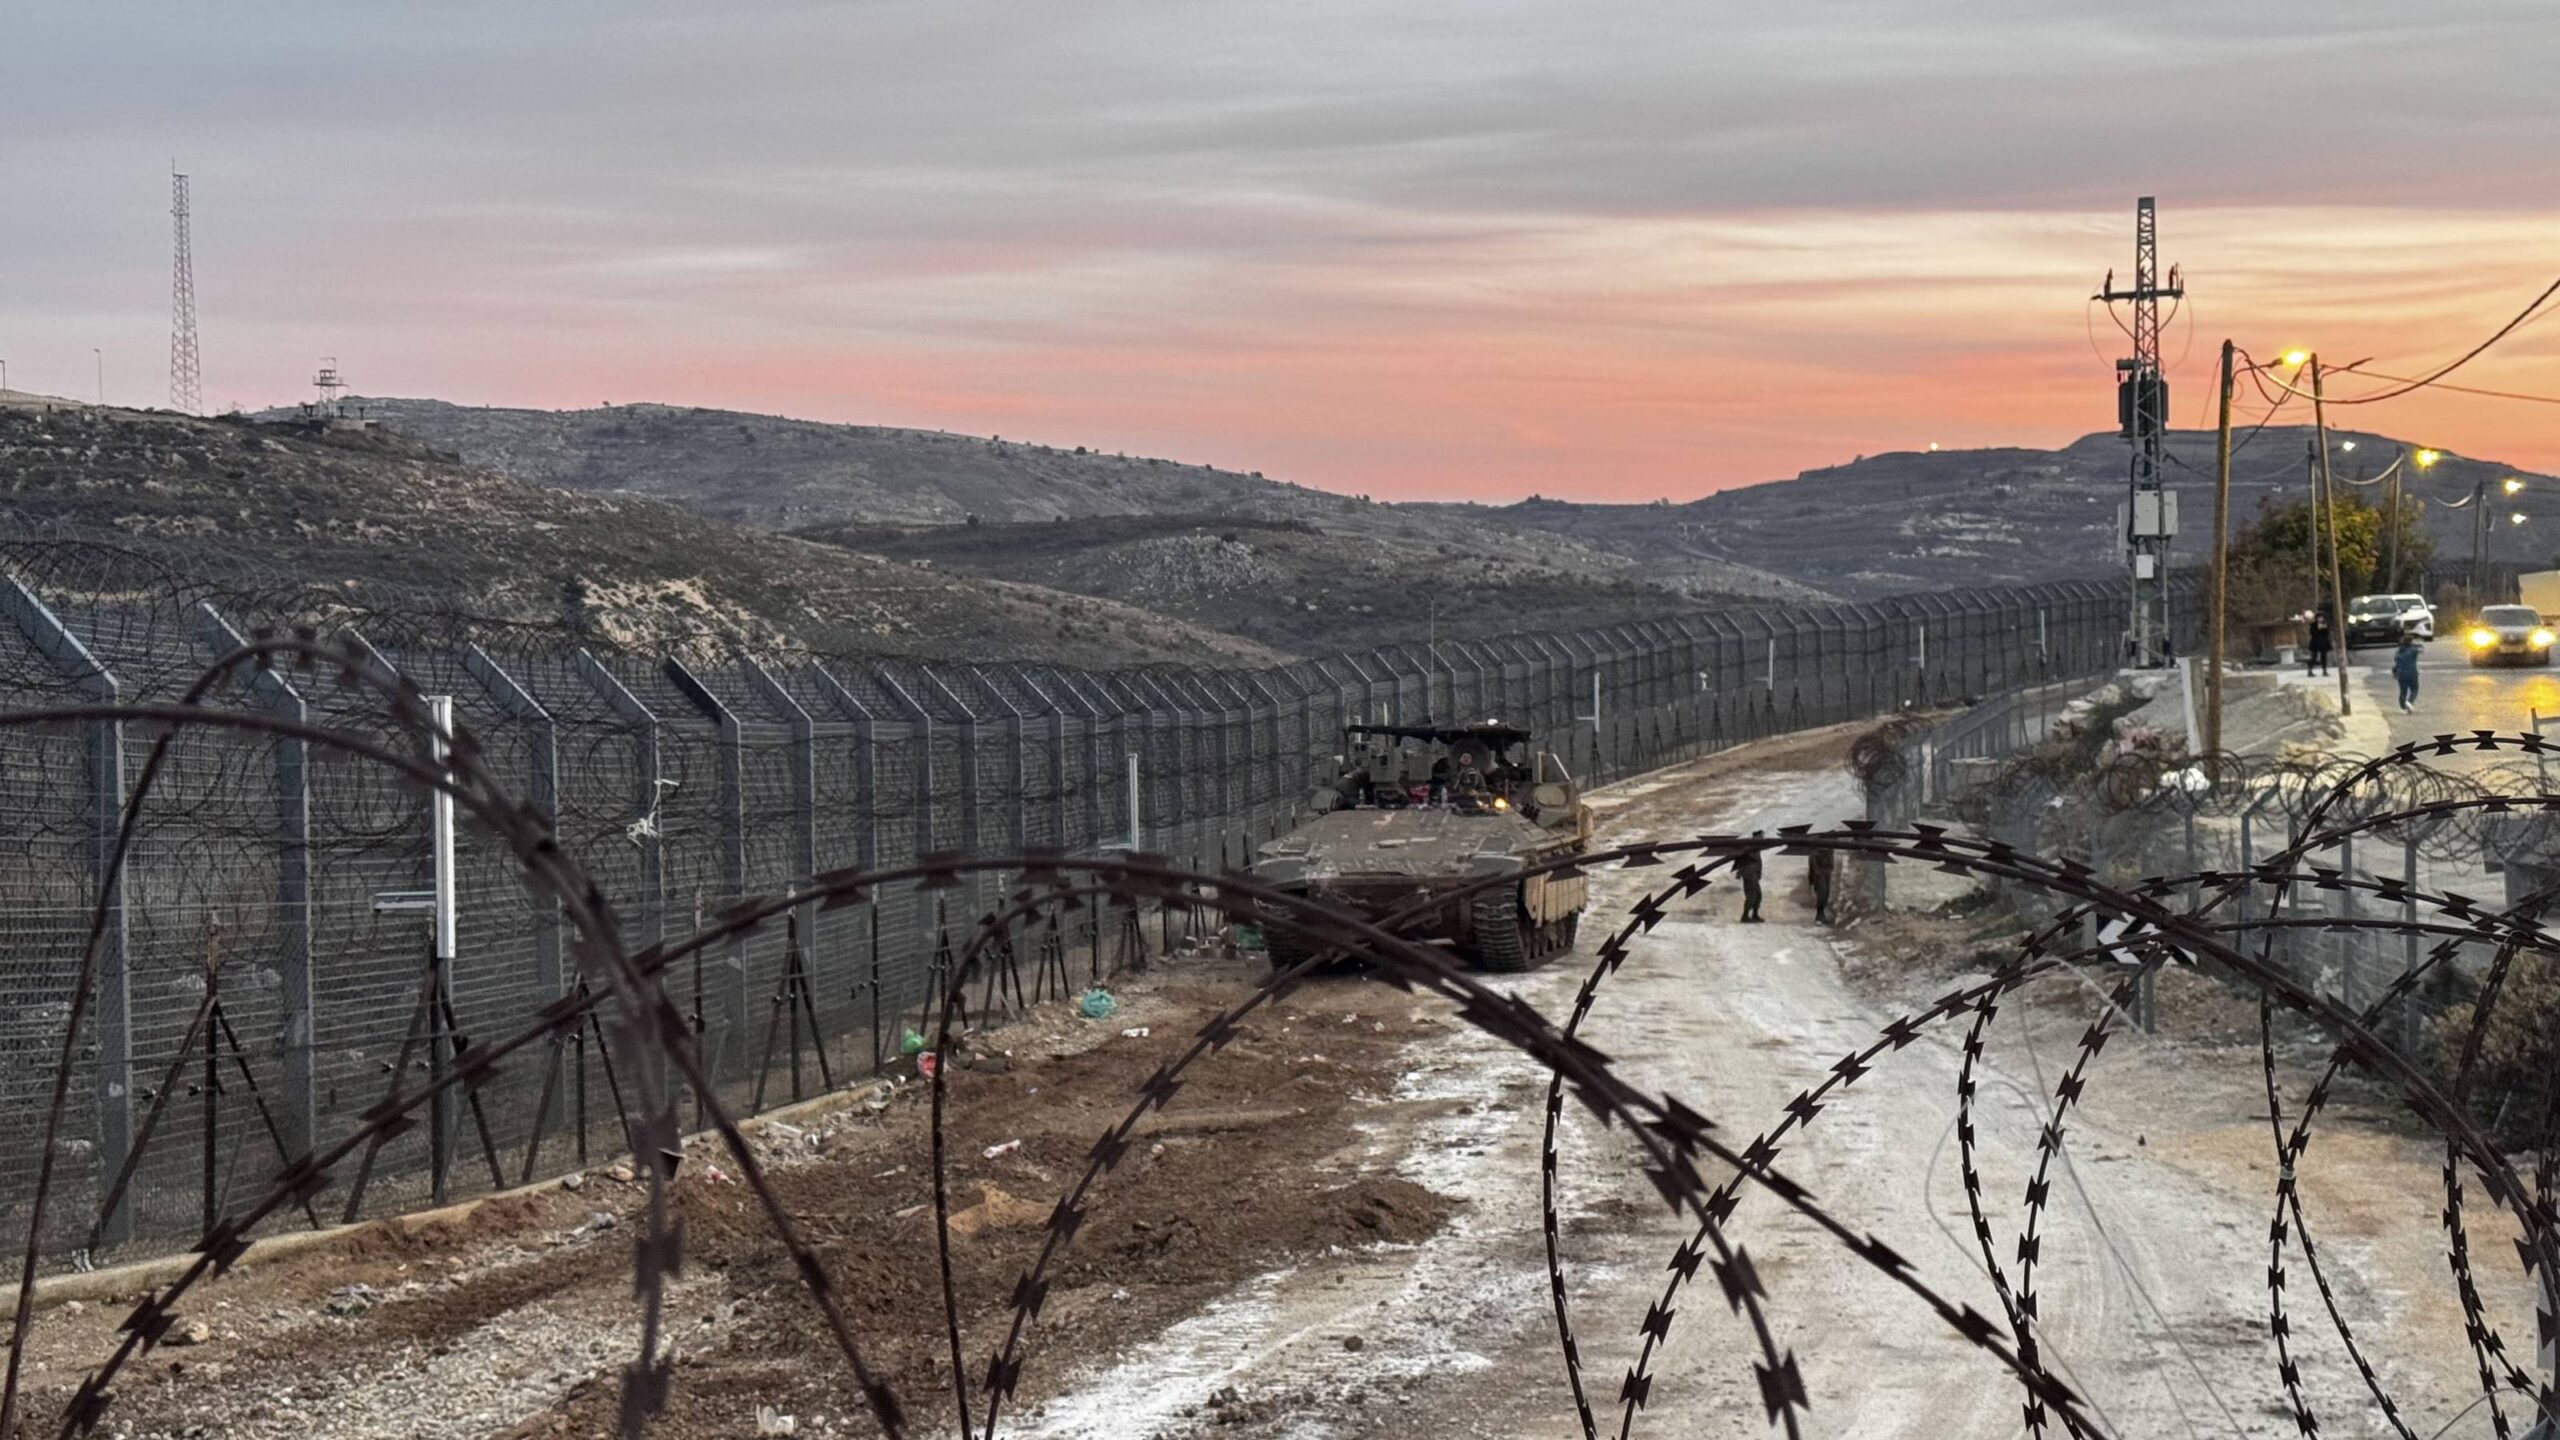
xmin=2389 ymin=593 xmax=2435 ymax=640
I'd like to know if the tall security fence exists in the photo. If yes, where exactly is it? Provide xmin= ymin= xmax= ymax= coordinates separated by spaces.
xmin=0 ymin=532 xmax=2191 ymax=1262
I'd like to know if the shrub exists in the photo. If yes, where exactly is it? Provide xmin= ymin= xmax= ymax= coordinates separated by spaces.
xmin=2430 ymin=950 xmax=2560 ymax=1143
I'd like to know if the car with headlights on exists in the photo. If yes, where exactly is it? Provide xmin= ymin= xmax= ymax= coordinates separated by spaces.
xmin=2345 ymin=593 xmax=2429 ymax=648
xmin=2464 ymin=605 xmax=2554 ymax=666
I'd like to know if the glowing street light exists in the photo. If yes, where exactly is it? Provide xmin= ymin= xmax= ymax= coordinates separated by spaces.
xmin=2512 ymin=513 xmax=2529 ymax=526
xmin=2415 ymin=448 xmax=2441 ymax=469
xmin=2503 ymin=476 xmax=2525 ymax=495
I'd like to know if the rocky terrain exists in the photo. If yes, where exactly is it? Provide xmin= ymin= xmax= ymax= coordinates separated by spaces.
xmin=1453 ymin=426 xmax=2560 ymax=598
xmin=289 ymin=398 xmax=1824 ymax=654
xmin=37 ymin=395 xmax=2550 ymax=667
xmin=794 ymin=512 xmax=1795 ymax=654
xmin=336 ymin=398 xmax=1365 ymax=530
xmin=0 ymin=404 xmax=1280 ymax=667
xmin=346 ymin=398 xmax=2559 ymax=605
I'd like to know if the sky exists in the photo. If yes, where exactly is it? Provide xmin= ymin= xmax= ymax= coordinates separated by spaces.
xmin=4 ymin=0 xmax=2559 ymax=501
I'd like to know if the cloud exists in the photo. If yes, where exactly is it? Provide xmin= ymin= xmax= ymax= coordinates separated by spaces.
xmin=5 ymin=0 xmax=2559 ymax=496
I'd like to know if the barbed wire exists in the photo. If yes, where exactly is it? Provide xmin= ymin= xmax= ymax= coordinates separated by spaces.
xmin=0 ymin=634 xmax=2553 ymax=1437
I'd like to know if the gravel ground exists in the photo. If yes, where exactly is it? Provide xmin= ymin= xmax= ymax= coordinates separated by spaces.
xmin=11 ymin=723 xmax=2541 ymax=1439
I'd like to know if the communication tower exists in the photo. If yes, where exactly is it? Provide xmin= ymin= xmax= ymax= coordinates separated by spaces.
xmin=169 ymin=170 xmax=201 ymax=415
xmin=2094 ymin=197 xmax=2184 ymax=667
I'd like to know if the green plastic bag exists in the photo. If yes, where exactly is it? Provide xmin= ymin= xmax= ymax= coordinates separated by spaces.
xmin=898 ymin=1026 xmax=927 ymax=1056
xmin=1079 ymin=989 xmax=1117 ymax=1021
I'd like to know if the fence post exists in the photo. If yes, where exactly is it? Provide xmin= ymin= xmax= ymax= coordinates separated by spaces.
xmin=805 ymin=663 xmax=879 ymax=873
xmin=743 ymin=657 xmax=819 ymax=1089
xmin=462 ymin=646 xmax=560 ymax=999
xmin=806 ymin=663 xmax=884 ymax=1050
xmin=872 ymin=667 xmax=943 ymax=998
xmin=959 ymin=668 xmax=1029 ymax=855
xmin=196 ymin=602 xmax=314 ymax=1203
xmin=1034 ymin=668 xmax=1098 ymax=851
xmin=574 ymin=649 xmax=664 ymax=949
xmin=2 ymin=580 xmax=138 ymax=1245
xmin=922 ymin=669 xmax=989 ymax=927
xmin=1010 ymin=668 xmax=1072 ymax=852
xmin=664 ymin=659 xmax=749 ymax=1088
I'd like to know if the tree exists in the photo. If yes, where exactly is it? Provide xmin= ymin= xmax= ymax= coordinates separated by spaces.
xmin=2223 ymin=490 xmax=2433 ymax=624
xmin=558 ymin=576 xmax=595 ymax=637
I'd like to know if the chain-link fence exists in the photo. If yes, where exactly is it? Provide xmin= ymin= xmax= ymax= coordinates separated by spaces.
xmin=1868 ymin=693 xmax=2560 ymax=1052
xmin=0 ymin=530 xmax=2187 ymax=1262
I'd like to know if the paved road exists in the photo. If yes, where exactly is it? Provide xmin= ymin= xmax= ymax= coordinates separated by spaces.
xmin=2310 ymin=637 xmax=2560 ymax=765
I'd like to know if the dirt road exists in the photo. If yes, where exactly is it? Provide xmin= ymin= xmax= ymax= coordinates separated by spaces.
xmin=8 ymin=727 xmax=2545 ymax=1438
xmin=1013 ymin=731 xmax=2545 ymax=1440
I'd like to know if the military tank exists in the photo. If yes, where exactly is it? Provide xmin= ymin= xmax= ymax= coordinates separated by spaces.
xmin=1250 ymin=722 xmax=1591 ymax=972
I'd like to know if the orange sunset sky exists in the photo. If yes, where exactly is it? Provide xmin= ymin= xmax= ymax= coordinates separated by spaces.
xmin=5 ymin=2 xmax=2558 ymax=501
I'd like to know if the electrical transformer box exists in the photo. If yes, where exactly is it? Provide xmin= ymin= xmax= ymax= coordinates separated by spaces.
xmin=2131 ymin=491 xmax=2179 ymax=539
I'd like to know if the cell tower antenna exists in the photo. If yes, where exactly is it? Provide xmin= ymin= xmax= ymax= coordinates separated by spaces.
xmin=169 ymin=167 xmax=202 ymax=415
xmin=2094 ymin=196 xmax=2184 ymax=668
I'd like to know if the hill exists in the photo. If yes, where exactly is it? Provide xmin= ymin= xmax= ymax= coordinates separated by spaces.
xmin=0 ymin=404 xmax=1282 ymax=668
xmin=339 ymin=397 xmax=1823 ymax=649
xmin=793 ymin=512 xmax=1784 ymax=655
xmin=1447 ymin=428 xmax=2560 ymax=600
xmin=336 ymin=397 xmax=1360 ymax=530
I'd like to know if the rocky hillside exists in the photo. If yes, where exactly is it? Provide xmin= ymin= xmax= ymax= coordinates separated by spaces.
xmin=795 ymin=512 xmax=1783 ymax=655
xmin=1456 ymin=428 xmax=2560 ymax=599
xmin=338 ymin=397 xmax=1823 ymax=650
xmin=0 ymin=404 xmax=1281 ymax=667
xmin=337 ymin=397 xmax=1356 ymax=530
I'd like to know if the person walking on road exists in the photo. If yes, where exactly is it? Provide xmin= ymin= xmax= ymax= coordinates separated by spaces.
xmin=2306 ymin=611 xmax=2333 ymax=677
xmin=1807 ymin=847 xmax=1835 ymax=925
xmin=1735 ymin=843 xmax=1764 ymax=923
xmin=2392 ymin=632 xmax=2423 ymax=712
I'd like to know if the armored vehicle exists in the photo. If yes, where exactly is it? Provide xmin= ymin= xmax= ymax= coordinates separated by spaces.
xmin=1251 ymin=722 xmax=1592 ymax=972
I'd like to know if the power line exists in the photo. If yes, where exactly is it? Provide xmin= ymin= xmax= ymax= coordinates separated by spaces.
xmin=2330 ymin=367 xmax=2560 ymax=407
xmin=2256 ymin=274 xmax=2560 ymax=408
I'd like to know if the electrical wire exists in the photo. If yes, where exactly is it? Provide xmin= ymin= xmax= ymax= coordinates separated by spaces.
xmin=2012 ymin=1006 xmax=2250 ymax=1440
xmin=2331 ymin=452 xmax=2404 ymax=488
xmin=1918 ymin=1012 xmax=2250 ymax=1440
xmin=2252 ymin=275 xmax=2560 ymax=407
xmin=2086 ymin=298 xmax=2122 ymax=370
xmin=2328 ymin=367 xmax=2560 ymax=408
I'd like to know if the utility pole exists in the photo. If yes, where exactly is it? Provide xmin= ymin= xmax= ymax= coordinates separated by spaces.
xmin=2383 ymin=454 xmax=2403 ymax=593
xmin=170 ymin=168 xmax=201 ymax=416
xmin=2472 ymin=475 xmax=2489 ymax=603
xmin=2095 ymin=197 xmax=2184 ymax=669
xmin=2305 ymin=438 xmax=2325 ymax=619
xmin=2311 ymin=358 xmax=2352 ymax=716
xmin=2206 ymin=340 xmax=2233 ymax=772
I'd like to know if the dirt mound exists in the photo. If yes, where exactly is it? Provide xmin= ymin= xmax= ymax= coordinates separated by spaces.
xmin=8 ymin=968 xmax=1462 ymax=1440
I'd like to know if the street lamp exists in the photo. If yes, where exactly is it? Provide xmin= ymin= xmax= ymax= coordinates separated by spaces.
xmin=2512 ymin=513 xmax=2529 ymax=527
xmin=2415 ymin=448 xmax=2441 ymax=469
xmin=2504 ymin=477 xmax=2525 ymax=496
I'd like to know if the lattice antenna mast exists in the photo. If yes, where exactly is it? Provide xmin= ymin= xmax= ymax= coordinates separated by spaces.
xmin=2095 ymin=196 xmax=2183 ymax=667
xmin=169 ymin=168 xmax=201 ymax=415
